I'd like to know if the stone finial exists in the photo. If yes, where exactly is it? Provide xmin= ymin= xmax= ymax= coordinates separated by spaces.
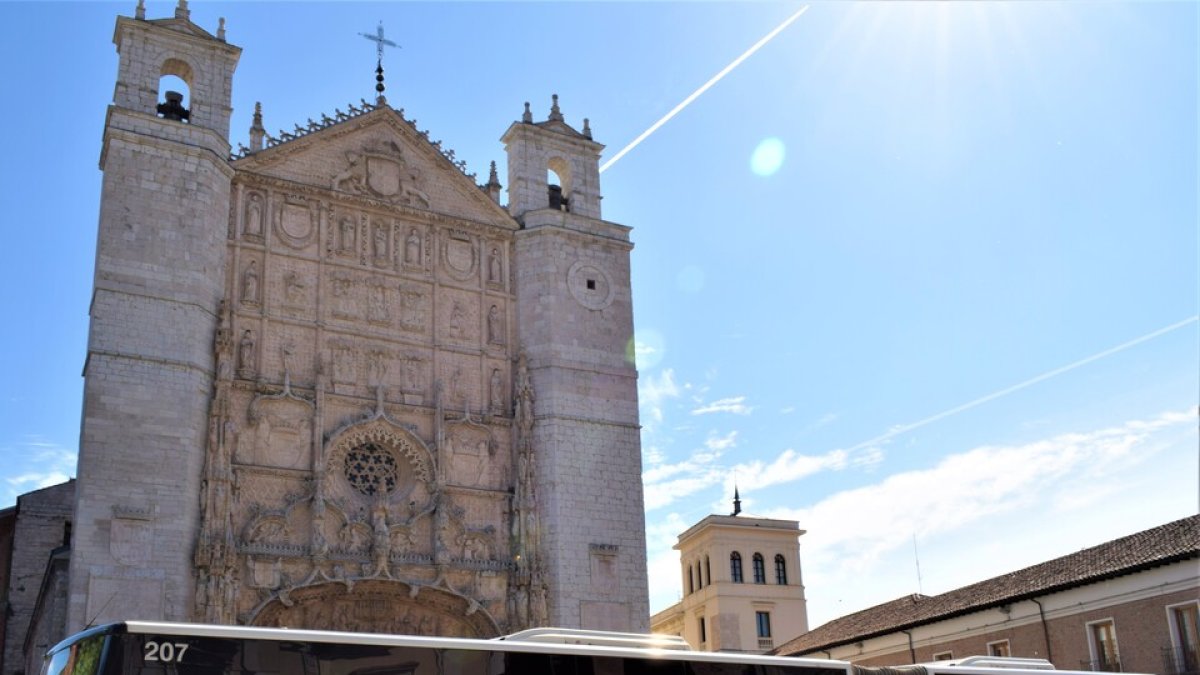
xmin=249 ymin=102 xmax=265 ymax=152
xmin=486 ymin=161 xmax=502 ymax=204
xmin=522 ymin=102 xmax=532 ymax=124
xmin=175 ymin=0 xmax=189 ymax=20
xmin=135 ymin=0 xmax=145 ymax=20
xmin=548 ymin=94 xmax=564 ymax=122
xmin=582 ymin=118 xmax=592 ymax=139
xmin=217 ymin=17 xmax=226 ymax=41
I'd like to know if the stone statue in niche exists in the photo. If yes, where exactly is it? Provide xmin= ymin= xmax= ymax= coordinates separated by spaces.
xmin=373 ymin=223 xmax=388 ymax=261
xmin=487 ymin=305 xmax=503 ymax=344
xmin=405 ymin=228 xmax=422 ymax=264
xmin=490 ymin=369 xmax=503 ymax=412
xmin=448 ymin=302 xmax=466 ymax=339
xmin=237 ymin=330 xmax=256 ymax=379
xmin=244 ymin=193 xmax=264 ymax=237
xmin=370 ymin=501 xmax=391 ymax=574
xmin=338 ymin=216 xmax=356 ymax=253
xmin=241 ymin=260 xmax=259 ymax=304
xmin=488 ymin=247 xmax=502 ymax=283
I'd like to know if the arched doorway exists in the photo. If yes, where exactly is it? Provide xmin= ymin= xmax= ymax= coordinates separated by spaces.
xmin=251 ymin=580 xmax=499 ymax=638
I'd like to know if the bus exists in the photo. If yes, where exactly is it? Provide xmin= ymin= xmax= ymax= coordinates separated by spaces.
xmin=41 ymin=622 xmax=1147 ymax=675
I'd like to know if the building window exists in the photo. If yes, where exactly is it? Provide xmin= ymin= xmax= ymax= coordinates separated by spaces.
xmin=697 ymin=560 xmax=704 ymax=588
xmin=987 ymin=640 xmax=1011 ymax=658
xmin=688 ymin=566 xmax=694 ymax=594
xmin=699 ymin=616 xmax=707 ymax=645
xmin=756 ymin=611 xmax=772 ymax=637
xmin=1087 ymin=619 xmax=1120 ymax=672
xmin=756 ymin=611 xmax=772 ymax=649
xmin=752 ymin=553 xmax=766 ymax=584
xmin=775 ymin=554 xmax=787 ymax=584
xmin=1168 ymin=602 xmax=1200 ymax=674
xmin=933 ymin=652 xmax=953 ymax=661
xmin=705 ymin=555 xmax=711 ymax=586
xmin=731 ymin=552 xmax=743 ymax=583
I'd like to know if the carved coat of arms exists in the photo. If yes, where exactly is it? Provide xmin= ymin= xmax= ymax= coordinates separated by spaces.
xmin=332 ymin=139 xmax=430 ymax=207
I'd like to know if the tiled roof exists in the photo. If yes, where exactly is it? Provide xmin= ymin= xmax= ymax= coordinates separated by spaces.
xmin=774 ymin=515 xmax=1200 ymax=656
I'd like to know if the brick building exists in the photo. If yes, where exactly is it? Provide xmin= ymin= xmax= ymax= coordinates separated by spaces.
xmin=773 ymin=515 xmax=1200 ymax=674
xmin=4 ymin=0 xmax=650 ymax=662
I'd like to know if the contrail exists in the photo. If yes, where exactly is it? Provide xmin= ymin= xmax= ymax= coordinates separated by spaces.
xmin=845 ymin=315 xmax=1200 ymax=453
xmin=599 ymin=5 xmax=810 ymax=174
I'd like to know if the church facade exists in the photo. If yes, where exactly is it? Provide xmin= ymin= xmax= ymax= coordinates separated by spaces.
xmin=65 ymin=2 xmax=648 ymax=639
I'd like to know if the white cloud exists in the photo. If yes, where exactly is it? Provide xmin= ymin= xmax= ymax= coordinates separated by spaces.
xmin=639 ymin=369 xmax=681 ymax=427
xmin=732 ymin=448 xmax=850 ymax=491
xmin=691 ymin=396 xmax=752 ymax=416
xmin=704 ymin=431 xmax=738 ymax=451
xmin=2 ymin=438 xmax=77 ymax=507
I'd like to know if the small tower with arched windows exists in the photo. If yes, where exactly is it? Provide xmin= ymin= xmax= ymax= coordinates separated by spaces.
xmin=649 ymin=496 xmax=810 ymax=653
xmin=68 ymin=1 xmax=241 ymax=632
xmin=501 ymin=96 xmax=648 ymax=630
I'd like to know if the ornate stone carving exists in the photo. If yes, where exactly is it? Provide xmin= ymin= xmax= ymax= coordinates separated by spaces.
xmin=448 ymin=301 xmax=467 ymax=340
xmin=282 ymin=271 xmax=308 ymax=309
xmin=248 ymin=381 xmax=314 ymax=470
xmin=441 ymin=229 xmax=478 ymax=281
xmin=404 ymin=227 xmax=423 ymax=266
xmin=241 ymin=260 xmax=260 ymax=305
xmin=398 ymin=287 xmax=427 ymax=333
xmin=331 ymin=139 xmax=430 ymax=207
xmin=489 ymin=368 xmax=503 ymax=413
xmin=238 ymin=329 xmax=257 ymax=379
xmin=371 ymin=219 xmax=390 ymax=266
xmin=274 ymin=196 xmax=318 ymax=249
xmin=487 ymin=305 xmax=504 ymax=344
xmin=487 ymin=246 xmax=502 ymax=285
xmin=243 ymin=191 xmax=265 ymax=239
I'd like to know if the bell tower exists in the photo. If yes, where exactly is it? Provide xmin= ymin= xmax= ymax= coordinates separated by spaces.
xmin=68 ymin=1 xmax=240 ymax=631
xmin=503 ymin=96 xmax=650 ymax=631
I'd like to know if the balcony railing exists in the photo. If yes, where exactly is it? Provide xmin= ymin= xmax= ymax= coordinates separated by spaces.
xmin=757 ymin=638 xmax=774 ymax=650
xmin=1079 ymin=658 xmax=1122 ymax=672
xmin=1163 ymin=645 xmax=1200 ymax=675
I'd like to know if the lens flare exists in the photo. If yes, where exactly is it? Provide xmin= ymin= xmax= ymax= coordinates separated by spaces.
xmin=628 ymin=329 xmax=666 ymax=370
xmin=751 ymin=137 xmax=786 ymax=176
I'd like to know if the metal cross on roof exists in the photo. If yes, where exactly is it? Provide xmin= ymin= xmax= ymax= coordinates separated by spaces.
xmin=360 ymin=21 xmax=398 ymax=65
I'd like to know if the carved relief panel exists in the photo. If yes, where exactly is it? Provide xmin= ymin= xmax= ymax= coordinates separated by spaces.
xmin=247 ymin=389 xmax=314 ymax=470
xmin=273 ymin=259 xmax=316 ymax=321
xmin=273 ymin=193 xmax=320 ymax=253
xmin=440 ymin=290 xmax=478 ymax=346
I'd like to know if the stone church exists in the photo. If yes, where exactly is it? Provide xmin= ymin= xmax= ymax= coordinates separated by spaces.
xmin=42 ymin=0 xmax=648 ymax=645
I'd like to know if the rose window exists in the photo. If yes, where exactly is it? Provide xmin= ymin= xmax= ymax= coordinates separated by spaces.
xmin=343 ymin=443 xmax=399 ymax=496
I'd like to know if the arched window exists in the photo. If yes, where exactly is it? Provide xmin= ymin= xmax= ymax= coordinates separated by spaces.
xmin=696 ymin=560 xmax=703 ymax=588
xmin=156 ymin=58 xmax=194 ymax=123
xmin=705 ymin=555 xmax=711 ymax=586
xmin=775 ymin=554 xmax=787 ymax=584
xmin=730 ymin=552 xmax=743 ymax=583
xmin=546 ymin=157 xmax=571 ymax=211
xmin=687 ymin=565 xmax=694 ymax=594
xmin=752 ymin=553 xmax=766 ymax=584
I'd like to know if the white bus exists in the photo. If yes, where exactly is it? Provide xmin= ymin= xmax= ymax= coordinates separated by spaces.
xmin=41 ymin=622 xmax=1145 ymax=675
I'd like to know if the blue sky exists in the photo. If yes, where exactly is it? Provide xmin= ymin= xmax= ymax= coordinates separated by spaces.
xmin=0 ymin=2 xmax=1196 ymax=631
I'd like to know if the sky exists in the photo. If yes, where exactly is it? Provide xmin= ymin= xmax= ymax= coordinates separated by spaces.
xmin=0 ymin=1 xmax=1196 ymax=633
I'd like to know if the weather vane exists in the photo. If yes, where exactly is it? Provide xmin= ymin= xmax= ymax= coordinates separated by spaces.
xmin=359 ymin=21 xmax=398 ymax=103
